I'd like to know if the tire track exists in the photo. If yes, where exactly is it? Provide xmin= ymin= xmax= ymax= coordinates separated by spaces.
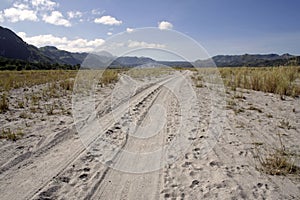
xmin=90 ymin=77 xmax=185 ymax=200
xmin=29 ymin=75 xmax=177 ymax=200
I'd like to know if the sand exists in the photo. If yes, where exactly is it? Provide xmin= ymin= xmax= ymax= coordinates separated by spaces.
xmin=0 ymin=70 xmax=299 ymax=200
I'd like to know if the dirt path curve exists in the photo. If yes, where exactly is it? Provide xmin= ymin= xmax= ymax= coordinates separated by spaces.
xmin=32 ymin=71 xmax=194 ymax=200
xmin=0 ymin=72 xmax=180 ymax=200
xmin=91 ymin=85 xmax=179 ymax=200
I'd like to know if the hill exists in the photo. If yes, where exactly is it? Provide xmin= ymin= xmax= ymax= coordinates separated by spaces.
xmin=195 ymin=54 xmax=299 ymax=67
xmin=39 ymin=46 xmax=87 ymax=65
xmin=0 ymin=26 xmax=299 ymax=69
xmin=0 ymin=26 xmax=53 ymax=63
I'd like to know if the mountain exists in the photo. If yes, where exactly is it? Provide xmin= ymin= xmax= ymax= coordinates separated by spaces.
xmin=0 ymin=26 xmax=86 ymax=65
xmin=0 ymin=26 xmax=299 ymax=69
xmin=0 ymin=26 xmax=53 ymax=63
xmin=81 ymin=55 xmax=157 ymax=68
xmin=195 ymin=54 xmax=298 ymax=67
xmin=111 ymin=56 xmax=156 ymax=67
xmin=157 ymin=61 xmax=193 ymax=68
xmin=81 ymin=52 xmax=115 ymax=68
xmin=39 ymin=46 xmax=87 ymax=65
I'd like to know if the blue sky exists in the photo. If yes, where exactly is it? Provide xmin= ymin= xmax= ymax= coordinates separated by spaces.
xmin=0 ymin=0 xmax=300 ymax=60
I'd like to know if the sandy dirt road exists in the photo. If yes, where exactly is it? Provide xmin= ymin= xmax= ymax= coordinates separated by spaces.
xmin=0 ymin=71 xmax=299 ymax=200
xmin=0 ymin=71 xmax=197 ymax=200
xmin=31 ymin=71 xmax=199 ymax=200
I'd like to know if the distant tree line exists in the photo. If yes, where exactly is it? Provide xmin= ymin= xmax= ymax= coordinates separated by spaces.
xmin=0 ymin=57 xmax=80 ymax=70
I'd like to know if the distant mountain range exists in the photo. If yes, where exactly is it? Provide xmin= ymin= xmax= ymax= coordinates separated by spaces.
xmin=39 ymin=46 xmax=88 ymax=66
xmin=196 ymin=54 xmax=299 ymax=67
xmin=0 ymin=26 xmax=88 ymax=66
xmin=0 ymin=26 xmax=299 ymax=69
xmin=0 ymin=26 xmax=53 ymax=63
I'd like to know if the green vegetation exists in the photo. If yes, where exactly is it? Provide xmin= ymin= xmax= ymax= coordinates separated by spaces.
xmin=0 ymin=56 xmax=80 ymax=71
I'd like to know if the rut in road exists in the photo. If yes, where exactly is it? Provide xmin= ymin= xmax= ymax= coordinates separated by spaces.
xmin=0 ymin=74 xmax=176 ymax=200
xmin=90 ymin=87 xmax=176 ymax=200
xmin=33 ymin=75 xmax=183 ymax=200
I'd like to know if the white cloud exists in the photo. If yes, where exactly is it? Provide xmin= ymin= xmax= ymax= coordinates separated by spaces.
xmin=158 ymin=21 xmax=173 ymax=30
xmin=0 ymin=0 xmax=61 ymax=23
xmin=13 ymin=2 xmax=30 ymax=10
xmin=3 ymin=7 xmax=38 ymax=22
xmin=17 ymin=32 xmax=105 ymax=53
xmin=94 ymin=15 xmax=122 ymax=25
xmin=86 ymin=39 xmax=105 ymax=47
xmin=43 ymin=11 xmax=71 ymax=27
xmin=0 ymin=12 xmax=4 ymax=23
xmin=107 ymin=32 xmax=113 ymax=36
xmin=91 ymin=9 xmax=105 ymax=15
xmin=31 ymin=0 xmax=57 ymax=11
xmin=126 ymin=28 xmax=134 ymax=33
xmin=16 ymin=31 xmax=27 ymax=38
xmin=17 ymin=32 xmax=67 ymax=46
xmin=67 ymin=11 xmax=82 ymax=19
xmin=127 ymin=40 xmax=166 ymax=48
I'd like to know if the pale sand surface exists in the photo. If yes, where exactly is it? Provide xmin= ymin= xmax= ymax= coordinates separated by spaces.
xmin=0 ymin=71 xmax=299 ymax=199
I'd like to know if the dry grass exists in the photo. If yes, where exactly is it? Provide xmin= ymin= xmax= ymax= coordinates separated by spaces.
xmin=101 ymin=69 xmax=119 ymax=85
xmin=73 ymin=69 xmax=121 ymax=95
xmin=191 ymin=73 xmax=205 ymax=88
xmin=0 ymin=69 xmax=123 ymax=141
xmin=0 ymin=128 xmax=24 ymax=141
xmin=0 ymin=93 xmax=9 ymax=113
xmin=0 ymin=70 xmax=78 ymax=92
xmin=259 ymin=150 xmax=299 ymax=176
xmin=219 ymin=66 xmax=300 ymax=97
xmin=125 ymin=67 xmax=172 ymax=79
xmin=254 ymin=133 xmax=300 ymax=176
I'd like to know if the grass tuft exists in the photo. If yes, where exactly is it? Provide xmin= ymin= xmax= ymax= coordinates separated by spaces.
xmin=219 ymin=66 xmax=300 ymax=97
xmin=100 ymin=70 xmax=119 ymax=86
xmin=0 ymin=128 xmax=24 ymax=141
xmin=254 ymin=133 xmax=300 ymax=176
xmin=0 ymin=93 xmax=9 ymax=113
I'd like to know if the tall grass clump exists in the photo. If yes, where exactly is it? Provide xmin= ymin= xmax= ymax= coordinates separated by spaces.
xmin=0 ymin=128 xmax=24 ymax=141
xmin=126 ymin=67 xmax=172 ymax=78
xmin=100 ymin=69 xmax=119 ymax=85
xmin=0 ymin=93 xmax=9 ymax=113
xmin=254 ymin=133 xmax=300 ymax=176
xmin=0 ymin=70 xmax=77 ymax=92
xmin=219 ymin=66 xmax=300 ymax=97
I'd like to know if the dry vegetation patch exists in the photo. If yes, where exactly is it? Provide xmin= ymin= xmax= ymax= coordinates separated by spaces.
xmin=191 ymin=67 xmax=300 ymax=177
xmin=254 ymin=133 xmax=300 ymax=176
xmin=0 ymin=128 xmax=23 ymax=141
xmin=219 ymin=66 xmax=300 ymax=97
xmin=0 ymin=69 xmax=122 ymax=141
xmin=0 ymin=70 xmax=78 ymax=92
